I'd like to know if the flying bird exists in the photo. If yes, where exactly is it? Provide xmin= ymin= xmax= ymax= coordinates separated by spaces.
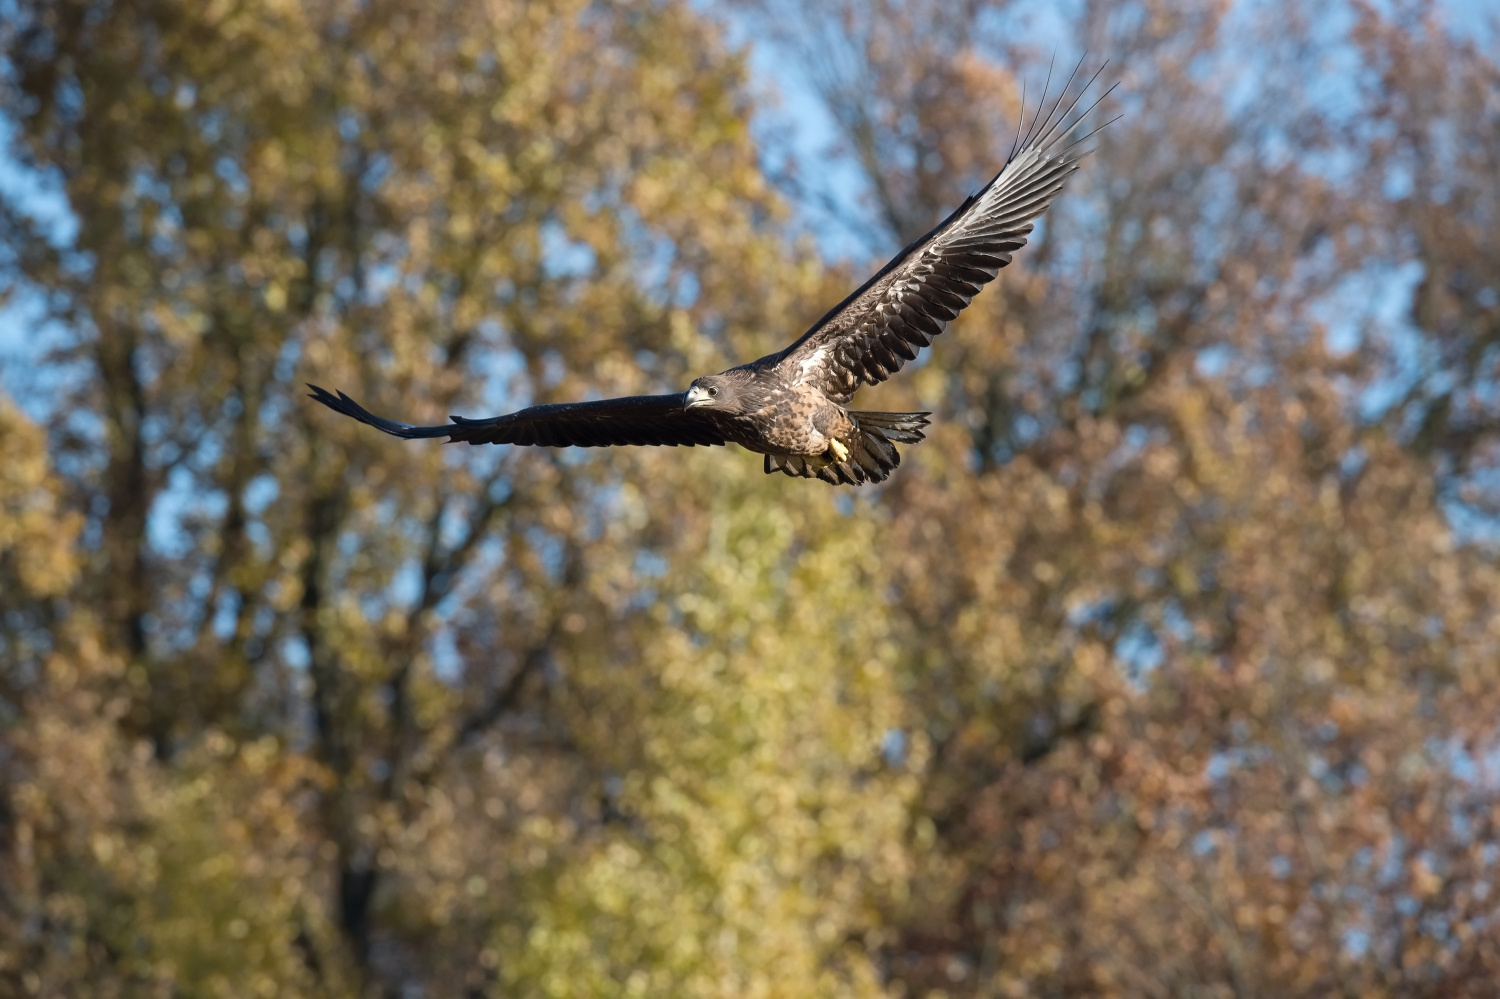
xmin=311 ymin=64 xmax=1116 ymax=485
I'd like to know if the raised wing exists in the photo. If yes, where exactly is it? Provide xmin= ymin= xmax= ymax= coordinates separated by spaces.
xmin=772 ymin=63 xmax=1117 ymax=403
xmin=307 ymin=385 xmax=726 ymax=447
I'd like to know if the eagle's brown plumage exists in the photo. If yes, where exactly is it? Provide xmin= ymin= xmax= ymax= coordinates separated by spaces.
xmin=310 ymin=64 xmax=1115 ymax=485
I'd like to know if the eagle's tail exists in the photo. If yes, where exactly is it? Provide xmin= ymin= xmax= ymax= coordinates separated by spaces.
xmin=849 ymin=410 xmax=931 ymax=444
xmin=764 ymin=411 xmax=930 ymax=486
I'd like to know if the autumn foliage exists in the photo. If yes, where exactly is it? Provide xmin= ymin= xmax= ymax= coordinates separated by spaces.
xmin=2 ymin=0 xmax=1499 ymax=995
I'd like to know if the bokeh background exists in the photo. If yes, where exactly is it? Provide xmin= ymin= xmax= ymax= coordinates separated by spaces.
xmin=2 ymin=0 xmax=1500 ymax=995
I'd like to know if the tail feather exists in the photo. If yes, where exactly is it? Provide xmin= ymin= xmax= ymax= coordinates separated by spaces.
xmin=764 ymin=411 xmax=930 ymax=486
xmin=848 ymin=410 xmax=931 ymax=444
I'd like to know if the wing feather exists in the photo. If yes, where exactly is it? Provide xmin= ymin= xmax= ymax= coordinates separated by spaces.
xmin=307 ymin=385 xmax=726 ymax=448
xmin=770 ymin=68 xmax=1116 ymax=403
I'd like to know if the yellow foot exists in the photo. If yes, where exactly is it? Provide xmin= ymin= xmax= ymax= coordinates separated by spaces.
xmin=826 ymin=438 xmax=850 ymax=464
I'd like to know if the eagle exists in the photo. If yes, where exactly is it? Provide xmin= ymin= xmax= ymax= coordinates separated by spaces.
xmin=311 ymin=65 xmax=1115 ymax=485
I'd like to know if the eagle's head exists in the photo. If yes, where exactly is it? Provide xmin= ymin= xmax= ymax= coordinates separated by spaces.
xmin=684 ymin=372 xmax=752 ymax=414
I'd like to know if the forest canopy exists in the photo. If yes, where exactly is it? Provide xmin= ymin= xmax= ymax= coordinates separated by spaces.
xmin=2 ymin=0 xmax=1499 ymax=996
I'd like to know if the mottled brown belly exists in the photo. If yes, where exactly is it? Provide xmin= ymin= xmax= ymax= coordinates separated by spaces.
xmin=709 ymin=396 xmax=852 ymax=457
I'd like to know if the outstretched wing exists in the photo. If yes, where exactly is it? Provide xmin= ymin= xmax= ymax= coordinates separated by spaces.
xmin=308 ymin=385 xmax=726 ymax=447
xmin=771 ymin=64 xmax=1117 ymax=403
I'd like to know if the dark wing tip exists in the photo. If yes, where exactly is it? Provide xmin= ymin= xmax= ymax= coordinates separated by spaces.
xmin=306 ymin=383 xmax=454 ymax=440
xmin=307 ymin=383 xmax=373 ymax=423
xmin=306 ymin=382 xmax=339 ymax=407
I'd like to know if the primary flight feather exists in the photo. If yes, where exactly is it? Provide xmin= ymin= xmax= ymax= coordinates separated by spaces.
xmin=311 ymin=63 xmax=1116 ymax=485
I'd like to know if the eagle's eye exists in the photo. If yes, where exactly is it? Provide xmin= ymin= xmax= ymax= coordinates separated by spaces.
xmin=708 ymin=386 xmax=719 ymax=397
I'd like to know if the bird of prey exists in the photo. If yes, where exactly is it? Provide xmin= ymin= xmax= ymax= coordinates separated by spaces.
xmin=311 ymin=65 xmax=1115 ymax=485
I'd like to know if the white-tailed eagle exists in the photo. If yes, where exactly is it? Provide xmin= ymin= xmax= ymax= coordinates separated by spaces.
xmin=311 ymin=65 xmax=1115 ymax=485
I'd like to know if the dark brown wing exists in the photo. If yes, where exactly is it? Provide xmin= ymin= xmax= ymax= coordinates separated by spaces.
xmin=307 ymin=385 xmax=726 ymax=447
xmin=769 ymin=67 xmax=1117 ymax=403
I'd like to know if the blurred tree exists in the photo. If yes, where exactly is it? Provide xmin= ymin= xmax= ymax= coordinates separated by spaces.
xmin=1350 ymin=3 xmax=1500 ymax=521
xmin=730 ymin=0 xmax=1500 ymax=994
xmin=5 ymin=0 xmax=1500 ymax=995
xmin=0 ymin=0 xmax=907 ymax=994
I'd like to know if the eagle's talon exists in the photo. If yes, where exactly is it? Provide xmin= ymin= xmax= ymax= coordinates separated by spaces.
xmin=827 ymin=438 xmax=850 ymax=464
